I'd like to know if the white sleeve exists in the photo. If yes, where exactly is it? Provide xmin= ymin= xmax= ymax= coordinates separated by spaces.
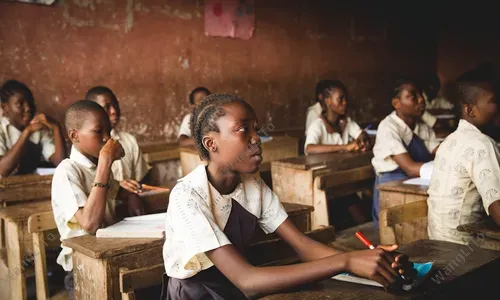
xmin=471 ymin=141 xmax=500 ymax=214
xmin=163 ymin=182 xmax=231 ymax=279
xmin=178 ymin=114 xmax=192 ymax=138
xmin=347 ymin=119 xmax=363 ymax=139
xmin=258 ymin=177 xmax=288 ymax=234
xmin=374 ymin=121 xmax=408 ymax=161
xmin=304 ymin=120 xmax=324 ymax=154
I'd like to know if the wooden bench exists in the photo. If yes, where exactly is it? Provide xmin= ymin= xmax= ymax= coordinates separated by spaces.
xmin=119 ymin=264 xmax=164 ymax=300
xmin=312 ymin=165 xmax=374 ymax=229
xmin=138 ymin=141 xmax=181 ymax=187
xmin=379 ymin=200 xmax=428 ymax=245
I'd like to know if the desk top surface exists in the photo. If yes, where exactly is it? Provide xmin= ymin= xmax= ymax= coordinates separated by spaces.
xmin=63 ymin=202 xmax=312 ymax=259
xmin=180 ymin=136 xmax=299 ymax=155
xmin=272 ymin=151 xmax=373 ymax=170
xmin=264 ymin=239 xmax=500 ymax=299
xmin=0 ymin=200 xmax=51 ymax=222
xmin=0 ymin=174 xmax=52 ymax=189
xmin=377 ymin=179 xmax=428 ymax=196
xmin=457 ymin=219 xmax=500 ymax=241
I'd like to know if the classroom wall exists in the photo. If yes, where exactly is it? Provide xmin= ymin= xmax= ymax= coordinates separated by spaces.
xmin=0 ymin=0 xmax=437 ymax=141
xmin=437 ymin=2 xmax=500 ymax=86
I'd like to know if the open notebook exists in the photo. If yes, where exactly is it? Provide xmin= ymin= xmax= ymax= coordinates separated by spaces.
xmin=96 ymin=213 xmax=166 ymax=238
xmin=332 ymin=261 xmax=434 ymax=291
xmin=403 ymin=161 xmax=433 ymax=186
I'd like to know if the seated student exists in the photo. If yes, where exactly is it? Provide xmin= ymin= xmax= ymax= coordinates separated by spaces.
xmin=371 ymin=79 xmax=440 ymax=226
xmin=85 ymin=86 xmax=151 ymax=193
xmin=178 ymin=87 xmax=211 ymax=147
xmin=421 ymin=73 xmax=455 ymax=129
xmin=305 ymin=80 xmax=328 ymax=134
xmin=162 ymin=94 xmax=415 ymax=300
xmin=305 ymin=80 xmax=371 ymax=155
xmin=0 ymin=80 xmax=66 ymax=177
xmin=427 ymin=73 xmax=500 ymax=244
xmin=52 ymin=100 xmax=144 ymax=300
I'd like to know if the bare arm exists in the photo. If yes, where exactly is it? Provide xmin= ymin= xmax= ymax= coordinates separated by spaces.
xmin=0 ymin=124 xmax=42 ymax=177
xmin=179 ymin=135 xmax=195 ymax=147
xmin=391 ymin=153 xmax=424 ymax=177
xmin=488 ymin=200 xmax=500 ymax=226
xmin=73 ymin=139 xmax=124 ymax=234
xmin=306 ymin=141 xmax=359 ymax=155
xmin=48 ymin=123 xmax=67 ymax=166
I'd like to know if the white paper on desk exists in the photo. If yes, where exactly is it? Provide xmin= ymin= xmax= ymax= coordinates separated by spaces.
xmin=138 ymin=189 xmax=170 ymax=197
xmin=435 ymin=114 xmax=455 ymax=119
xmin=403 ymin=177 xmax=431 ymax=186
xmin=366 ymin=129 xmax=377 ymax=136
xmin=332 ymin=273 xmax=383 ymax=288
xmin=124 ymin=212 xmax=166 ymax=222
xmin=96 ymin=219 xmax=165 ymax=238
xmin=35 ymin=168 xmax=56 ymax=175
xmin=259 ymin=136 xmax=273 ymax=143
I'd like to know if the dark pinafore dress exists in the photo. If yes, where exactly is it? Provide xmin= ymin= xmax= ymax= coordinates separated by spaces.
xmin=161 ymin=199 xmax=258 ymax=300
xmin=372 ymin=134 xmax=433 ymax=227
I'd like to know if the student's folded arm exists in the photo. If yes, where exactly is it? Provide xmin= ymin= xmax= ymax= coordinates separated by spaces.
xmin=178 ymin=135 xmax=195 ymax=147
xmin=306 ymin=144 xmax=347 ymax=154
xmin=391 ymin=153 xmax=423 ymax=177
xmin=73 ymin=158 xmax=113 ymax=234
xmin=0 ymin=128 xmax=33 ymax=177
xmin=275 ymin=218 xmax=341 ymax=261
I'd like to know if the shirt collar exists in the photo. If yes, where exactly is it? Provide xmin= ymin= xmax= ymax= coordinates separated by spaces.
xmin=457 ymin=119 xmax=482 ymax=133
xmin=1 ymin=117 xmax=11 ymax=126
xmin=69 ymin=146 xmax=97 ymax=169
xmin=180 ymin=165 xmax=246 ymax=204
xmin=110 ymin=129 xmax=120 ymax=140
xmin=389 ymin=111 xmax=421 ymax=133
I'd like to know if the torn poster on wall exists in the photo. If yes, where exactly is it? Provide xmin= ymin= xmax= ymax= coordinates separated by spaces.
xmin=204 ymin=0 xmax=255 ymax=40
xmin=7 ymin=0 xmax=55 ymax=5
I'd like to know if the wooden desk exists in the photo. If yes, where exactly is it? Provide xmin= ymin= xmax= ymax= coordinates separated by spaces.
xmin=271 ymin=152 xmax=373 ymax=228
xmin=263 ymin=239 xmax=500 ymax=299
xmin=65 ymin=202 xmax=313 ymax=300
xmin=457 ymin=219 xmax=500 ymax=251
xmin=0 ymin=201 xmax=57 ymax=300
xmin=179 ymin=136 xmax=299 ymax=176
xmin=378 ymin=179 xmax=428 ymax=245
xmin=0 ymin=174 xmax=52 ymax=204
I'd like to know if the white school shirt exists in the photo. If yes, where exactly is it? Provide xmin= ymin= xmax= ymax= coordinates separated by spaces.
xmin=163 ymin=165 xmax=288 ymax=279
xmin=51 ymin=146 xmax=119 ymax=271
xmin=427 ymin=120 xmax=500 ymax=244
xmin=178 ymin=114 xmax=192 ymax=138
xmin=0 ymin=117 xmax=55 ymax=177
xmin=372 ymin=111 xmax=439 ymax=174
xmin=110 ymin=129 xmax=151 ymax=182
xmin=305 ymin=102 xmax=322 ymax=135
xmin=304 ymin=117 xmax=363 ymax=155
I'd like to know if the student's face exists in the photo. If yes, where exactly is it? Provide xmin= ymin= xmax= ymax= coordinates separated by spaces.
xmin=93 ymin=94 xmax=120 ymax=128
xmin=208 ymin=101 xmax=262 ymax=174
xmin=469 ymin=85 xmax=497 ymax=129
xmin=393 ymin=84 xmax=426 ymax=118
xmin=70 ymin=110 xmax=112 ymax=160
xmin=325 ymin=88 xmax=347 ymax=116
xmin=1 ymin=93 xmax=35 ymax=130
xmin=193 ymin=91 xmax=209 ymax=106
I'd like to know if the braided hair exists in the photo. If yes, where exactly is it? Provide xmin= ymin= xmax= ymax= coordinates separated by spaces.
xmin=189 ymin=87 xmax=211 ymax=105
xmin=315 ymin=80 xmax=348 ymax=102
xmin=190 ymin=93 xmax=245 ymax=160
xmin=0 ymin=80 xmax=35 ymax=105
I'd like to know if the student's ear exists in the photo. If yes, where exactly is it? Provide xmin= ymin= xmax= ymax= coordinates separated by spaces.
xmin=1 ymin=102 xmax=8 ymax=113
xmin=392 ymin=98 xmax=400 ymax=110
xmin=202 ymin=135 xmax=217 ymax=153
xmin=464 ymin=104 xmax=476 ymax=118
xmin=68 ymin=129 xmax=79 ymax=143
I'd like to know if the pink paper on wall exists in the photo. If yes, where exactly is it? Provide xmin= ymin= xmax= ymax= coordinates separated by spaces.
xmin=204 ymin=0 xmax=255 ymax=40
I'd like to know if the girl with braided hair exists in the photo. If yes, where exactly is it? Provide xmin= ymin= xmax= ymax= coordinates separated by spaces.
xmin=162 ymin=94 xmax=415 ymax=299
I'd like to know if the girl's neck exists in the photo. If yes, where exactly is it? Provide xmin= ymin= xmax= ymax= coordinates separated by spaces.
xmin=207 ymin=163 xmax=241 ymax=195
xmin=324 ymin=109 xmax=340 ymax=125
xmin=396 ymin=111 xmax=416 ymax=130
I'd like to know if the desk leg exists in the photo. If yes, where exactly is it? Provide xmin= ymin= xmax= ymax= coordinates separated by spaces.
xmin=6 ymin=220 xmax=26 ymax=300
xmin=73 ymin=251 xmax=108 ymax=300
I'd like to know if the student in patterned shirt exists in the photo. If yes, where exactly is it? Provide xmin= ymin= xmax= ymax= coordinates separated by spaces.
xmin=162 ymin=94 xmax=415 ymax=300
xmin=427 ymin=73 xmax=500 ymax=244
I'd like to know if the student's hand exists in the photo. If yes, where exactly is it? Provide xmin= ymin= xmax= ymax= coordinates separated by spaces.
xmin=120 ymin=179 xmax=142 ymax=194
xmin=344 ymin=140 xmax=360 ymax=152
xmin=345 ymin=248 xmax=399 ymax=289
xmin=99 ymin=139 xmax=125 ymax=162
xmin=31 ymin=113 xmax=58 ymax=130
xmin=26 ymin=120 xmax=46 ymax=134
xmin=377 ymin=245 xmax=417 ymax=279
xmin=127 ymin=193 xmax=145 ymax=216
